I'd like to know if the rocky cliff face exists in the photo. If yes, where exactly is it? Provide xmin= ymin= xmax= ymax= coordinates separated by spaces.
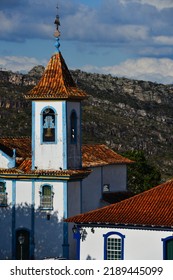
xmin=0 ymin=67 xmax=173 ymax=179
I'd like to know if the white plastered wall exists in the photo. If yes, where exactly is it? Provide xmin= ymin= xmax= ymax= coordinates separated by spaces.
xmin=79 ymin=226 xmax=172 ymax=260
xmin=0 ymin=150 xmax=15 ymax=169
xmin=33 ymin=101 xmax=65 ymax=170
xmin=82 ymin=164 xmax=127 ymax=213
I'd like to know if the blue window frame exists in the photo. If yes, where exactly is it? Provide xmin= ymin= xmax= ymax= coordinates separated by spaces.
xmin=0 ymin=182 xmax=7 ymax=206
xmin=39 ymin=184 xmax=54 ymax=210
xmin=162 ymin=236 xmax=173 ymax=260
xmin=70 ymin=110 xmax=77 ymax=144
xmin=103 ymin=231 xmax=125 ymax=260
xmin=41 ymin=107 xmax=56 ymax=143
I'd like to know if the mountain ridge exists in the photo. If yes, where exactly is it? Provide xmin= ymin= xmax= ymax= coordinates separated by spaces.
xmin=0 ymin=66 xmax=173 ymax=180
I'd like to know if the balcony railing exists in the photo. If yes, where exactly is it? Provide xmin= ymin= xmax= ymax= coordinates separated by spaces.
xmin=0 ymin=193 xmax=7 ymax=206
xmin=40 ymin=195 xmax=53 ymax=210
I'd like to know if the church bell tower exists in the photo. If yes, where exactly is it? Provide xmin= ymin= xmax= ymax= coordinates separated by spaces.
xmin=25 ymin=9 xmax=87 ymax=171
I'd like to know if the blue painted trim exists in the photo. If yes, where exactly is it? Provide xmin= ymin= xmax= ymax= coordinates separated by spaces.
xmin=32 ymin=101 xmax=35 ymax=169
xmin=162 ymin=236 xmax=173 ymax=260
xmin=103 ymin=231 xmax=125 ymax=260
xmin=31 ymin=180 xmax=35 ymax=259
xmin=12 ymin=180 xmax=16 ymax=259
xmin=62 ymin=101 xmax=67 ymax=169
xmin=63 ymin=181 xmax=69 ymax=259
xmin=40 ymin=105 xmax=58 ymax=145
xmin=73 ymin=226 xmax=81 ymax=260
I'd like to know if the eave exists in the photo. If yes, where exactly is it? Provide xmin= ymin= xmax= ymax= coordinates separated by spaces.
xmin=68 ymin=222 xmax=173 ymax=232
xmin=0 ymin=169 xmax=92 ymax=181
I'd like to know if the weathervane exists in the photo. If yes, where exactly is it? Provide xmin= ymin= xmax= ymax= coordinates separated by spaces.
xmin=54 ymin=4 xmax=61 ymax=52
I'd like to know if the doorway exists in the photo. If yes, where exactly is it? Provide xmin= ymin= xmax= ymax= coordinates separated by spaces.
xmin=15 ymin=229 xmax=30 ymax=260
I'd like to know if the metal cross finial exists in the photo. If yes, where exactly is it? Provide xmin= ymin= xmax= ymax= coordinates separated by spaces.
xmin=54 ymin=4 xmax=61 ymax=52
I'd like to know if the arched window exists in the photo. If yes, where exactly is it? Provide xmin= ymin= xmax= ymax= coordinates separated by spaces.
xmin=42 ymin=107 xmax=56 ymax=143
xmin=70 ymin=111 xmax=77 ymax=144
xmin=103 ymin=232 xmax=125 ymax=260
xmin=0 ymin=182 xmax=7 ymax=206
xmin=40 ymin=184 xmax=54 ymax=210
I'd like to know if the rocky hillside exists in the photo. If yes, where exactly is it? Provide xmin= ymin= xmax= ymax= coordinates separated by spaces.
xmin=0 ymin=67 xmax=173 ymax=180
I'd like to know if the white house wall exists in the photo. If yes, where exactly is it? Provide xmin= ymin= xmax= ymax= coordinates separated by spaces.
xmin=67 ymin=181 xmax=81 ymax=259
xmin=82 ymin=167 xmax=102 ymax=213
xmin=0 ymin=150 xmax=15 ymax=169
xmin=103 ymin=164 xmax=127 ymax=192
xmin=82 ymin=165 xmax=127 ymax=213
xmin=15 ymin=181 xmax=32 ymax=229
xmin=79 ymin=226 xmax=173 ymax=260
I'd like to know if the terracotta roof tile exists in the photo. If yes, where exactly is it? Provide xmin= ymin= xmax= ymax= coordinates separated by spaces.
xmin=0 ymin=137 xmax=31 ymax=158
xmin=25 ymin=52 xmax=87 ymax=100
xmin=0 ymin=138 xmax=132 ymax=170
xmin=66 ymin=179 xmax=173 ymax=228
xmin=18 ymin=158 xmax=32 ymax=173
xmin=82 ymin=144 xmax=133 ymax=167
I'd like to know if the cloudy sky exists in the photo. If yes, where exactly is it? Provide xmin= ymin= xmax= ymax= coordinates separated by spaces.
xmin=1 ymin=0 xmax=173 ymax=84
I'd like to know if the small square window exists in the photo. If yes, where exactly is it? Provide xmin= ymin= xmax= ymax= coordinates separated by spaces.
xmin=103 ymin=184 xmax=110 ymax=192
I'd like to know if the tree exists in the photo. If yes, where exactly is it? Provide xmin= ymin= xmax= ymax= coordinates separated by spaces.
xmin=122 ymin=150 xmax=161 ymax=194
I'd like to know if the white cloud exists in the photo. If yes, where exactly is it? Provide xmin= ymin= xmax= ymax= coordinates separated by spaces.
xmin=140 ymin=0 xmax=173 ymax=10
xmin=0 ymin=56 xmax=46 ymax=73
xmin=82 ymin=58 xmax=173 ymax=84
xmin=120 ymin=0 xmax=173 ymax=10
xmin=153 ymin=36 xmax=173 ymax=45
xmin=1 ymin=55 xmax=173 ymax=85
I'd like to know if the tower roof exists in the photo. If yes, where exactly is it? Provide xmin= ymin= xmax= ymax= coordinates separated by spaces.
xmin=25 ymin=52 xmax=87 ymax=100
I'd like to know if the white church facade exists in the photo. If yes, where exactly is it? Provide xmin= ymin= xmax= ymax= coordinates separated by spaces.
xmin=0 ymin=15 xmax=132 ymax=260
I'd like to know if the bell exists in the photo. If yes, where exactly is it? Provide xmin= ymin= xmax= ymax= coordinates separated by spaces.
xmin=45 ymin=127 xmax=53 ymax=138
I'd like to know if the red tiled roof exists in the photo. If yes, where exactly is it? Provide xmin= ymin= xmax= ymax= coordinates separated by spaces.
xmin=0 ymin=137 xmax=31 ymax=158
xmin=82 ymin=144 xmax=133 ymax=167
xmin=25 ymin=52 xmax=87 ymax=100
xmin=0 ymin=138 xmax=132 ymax=170
xmin=66 ymin=179 xmax=173 ymax=228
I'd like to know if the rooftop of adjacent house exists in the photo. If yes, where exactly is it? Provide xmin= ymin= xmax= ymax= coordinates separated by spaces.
xmin=82 ymin=144 xmax=133 ymax=167
xmin=65 ymin=178 xmax=173 ymax=228
xmin=0 ymin=137 xmax=31 ymax=159
xmin=25 ymin=52 xmax=87 ymax=100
